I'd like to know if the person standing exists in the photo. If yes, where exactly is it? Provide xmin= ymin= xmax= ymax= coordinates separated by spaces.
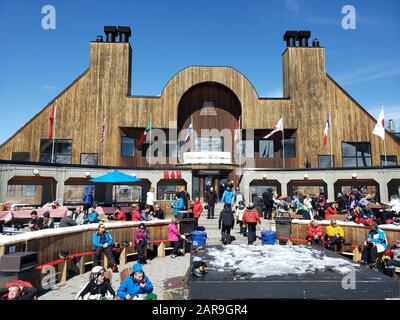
xmin=134 ymin=223 xmax=148 ymax=264
xmin=192 ymin=197 xmax=203 ymax=230
xmin=242 ymin=202 xmax=261 ymax=245
xmin=168 ymin=219 xmax=184 ymax=258
xmin=92 ymin=224 xmax=118 ymax=272
xmin=146 ymin=187 xmax=155 ymax=212
xmin=205 ymin=187 xmax=218 ymax=219
xmin=233 ymin=187 xmax=245 ymax=210
xmin=219 ymin=205 xmax=235 ymax=245
xmin=172 ymin=194 xmax=184 ymax=219
xmin=179 ymin=186 xmax=190 ymax=210
xmin=262 ymin=188 xmax=274 ymax=220
xmin=235 ymin=201 xmax=247 ymax=235
xmin=221 ymin=187 xmax=234 ymax=209
xmin=83 ymin=185 xmax=94 ymax=212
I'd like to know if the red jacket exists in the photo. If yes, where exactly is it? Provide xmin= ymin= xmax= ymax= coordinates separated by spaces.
xmin=307 ymin=225 xmax=323 ymax=241
xmin=324 ymin=206 xmax=337 ymax=220
xmin=193 ymin=201 xmax=203 ymax=219
xmin=243 ymin=209 xmax=261 ymax=224
xmin=131 ymin=209 xmax=141 ymax=222
xmin=117 ymin=210 xmax=127 ymax=221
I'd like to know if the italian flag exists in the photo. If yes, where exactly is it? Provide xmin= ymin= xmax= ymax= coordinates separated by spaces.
xmin=137 ymin=120 xmax=151 ymax=149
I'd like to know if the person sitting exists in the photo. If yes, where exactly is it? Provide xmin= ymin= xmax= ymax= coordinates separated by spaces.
xmin=73 ymin=207 xmax=86 ymax=225
xmin=154 ymin=204 xmax=164 ymax=219
xmin=324 ymin=202 xmax=338 ymax=220
xmin=384 ymin=237 xmax=400 ymax=278
xmin=337 ymin=193 xmax=348 ymax=212
xmin=92 ymin=224 xmax=118 ymax=272
xmin=59 ymin=210 xmax=78 ymax=228
xmin=76 ymin=266 xmax=115 ymax=300
xmin=168 ymin=219 xmax=184 ymax=258
xmin=29 ymin=210 xmax=43 ymax=231
xmin=84 ymin=207 xmax=99 ymax=224
xmin=235 ymin=201 xmax=247 ymax=235
xmin=242 ymin=202 xmax=261 ymax=245
xmin=306 ymin=220 xmax=323 ymax=245
xmin=172 ymin=194 xmax=184 ymax=219
xmin=297 ymin=201 xmax=311 ymax=220
xmin=316 ymin=194 xmax=327 ymax=219
xmin=111 ymin=206 xmax=126 ymax=221
xmin=117 ymin=263 xmax=153 ymax=300
xmin=140 ymin=206 xmax=152 ymax=221
xmin=219 ymin=205 xmax=235 ymax=245
xmin=134 ymin=223 xmax=148 ymax=264
xmin=325 ymin=220 xmax=345 ymax=251
xmin=290 ymin=194 xmax=300 ymax=211
xmin=358 ymin=205 xmax=375 ymax=226
xmin=131 ymin=205 xmax=141 ymax=222
xmin=42 ymin=211 xmax=55 ymax=229
xmin=192 ymin=197 xmax=203 ymax=230
xmin=0 ymin=283 xmax=37 ymax=300
xmin=360 ymin=221 xmax=388 ymax=270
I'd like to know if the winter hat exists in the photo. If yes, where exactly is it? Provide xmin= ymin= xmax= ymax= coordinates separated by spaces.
xmin=247 ymin=202 xmax=255 ymax=210
xmin=43 ymin=211 xmax=51 ymax=218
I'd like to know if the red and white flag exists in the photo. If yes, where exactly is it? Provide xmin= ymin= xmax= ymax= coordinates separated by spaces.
xmin=264 ymin=117 xmax=283 ymax=139
xmin=323 ymin=114 xmax=331 ymax=145
xmin=372 ymin=106 xmax=385 ymax=140
xmin=100 ymin=115 xmax=106 ymax=143
xmin=48 ymin=101 xmax=57 ymax=139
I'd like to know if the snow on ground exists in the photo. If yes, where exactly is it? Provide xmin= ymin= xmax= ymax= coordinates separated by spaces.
xmin=206 ymin=245 xmax=359 ymax=278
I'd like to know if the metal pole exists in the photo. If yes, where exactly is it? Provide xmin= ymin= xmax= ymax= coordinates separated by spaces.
xmin=282 ymin=116 xmax=285 ymax=169
xmin=51 ymin=99 xmax=57 ymax=163
xmin=148 ymin=114 xmax=152 ymax=168
xmin=329 ymin=113 xmax=333 ymax=169
xmin=382 ymin=104 xmax=387 ymax=167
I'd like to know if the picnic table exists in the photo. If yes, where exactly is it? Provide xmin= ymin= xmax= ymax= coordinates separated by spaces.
xmin=0 ymin=208 xmax=68 ymax=223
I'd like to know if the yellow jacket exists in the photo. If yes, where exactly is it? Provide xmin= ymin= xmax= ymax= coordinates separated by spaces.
xmin=326 ymin=225 xmax=344 ymax=239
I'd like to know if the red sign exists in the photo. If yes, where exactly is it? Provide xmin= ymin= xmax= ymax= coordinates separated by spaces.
xmin=163 ymin=171 xmax=169 ymax=179
xmin=176 ymin=171 xmax=182 ymax=179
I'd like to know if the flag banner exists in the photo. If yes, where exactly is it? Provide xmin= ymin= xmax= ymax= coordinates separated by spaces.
xmin=137 ymin=120 xmax=151 ymax=148
xmin=178 ymin=120 xmax=193 ymax=156
xmin=323 ymin=114 xmax=330 ymax=145
xmin=264 ymin=118 xmax=283 ymax=139
xmin=100 ymin=115 xmax=106 ymax=143
xmin=48 ymin=103 xmax=57 ymax=139
xmin=234 ymin=118 xmax=241 ymax=160
xmin=372 ymin=107 xmax=385 ymax=140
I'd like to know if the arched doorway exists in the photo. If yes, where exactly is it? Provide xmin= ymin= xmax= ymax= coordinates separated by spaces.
xmin=178 ymin=82 xmax=242 ymax=201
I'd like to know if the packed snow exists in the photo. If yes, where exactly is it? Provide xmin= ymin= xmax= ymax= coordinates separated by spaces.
xmin=206 ymin=245 xmax=359 ymax=278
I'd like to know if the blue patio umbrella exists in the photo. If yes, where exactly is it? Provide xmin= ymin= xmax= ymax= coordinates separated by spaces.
xmin=90 ymin=170 xmax=141 ymax=206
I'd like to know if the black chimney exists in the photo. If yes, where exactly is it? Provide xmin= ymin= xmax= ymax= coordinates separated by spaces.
xmin=283 ymin=30 xmax=298 ymax=47
xmin=312 ymin=37 xmax=320 ymax=47
xmin=117 ymin=26 xmax=132 ymax=43
xmin=297 ymin=30 xmax=311 ymax=47
xmin=104 ymin=26 xmax=118 ymax=42
xmin=96 ymin=35 xmax=103 ymax=42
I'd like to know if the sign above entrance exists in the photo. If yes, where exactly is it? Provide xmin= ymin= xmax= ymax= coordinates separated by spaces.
xmin=183 ymin=152 xmax=231 ymax=164
xmin=199 ymin=101 xmax=217 ymax=116
xmin=198 ymin=170 xmax=220 ymax=175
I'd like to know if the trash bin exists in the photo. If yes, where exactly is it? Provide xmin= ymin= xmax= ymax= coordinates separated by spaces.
xmin=0 ymin=252 xmax=38 ymax=288
xmin=190 ymin=231 xmax=207 ymax=247
xmin=179 ymin=217 xmax=196 ymax=234
xmin=261 ymin=231 xmax=276 ymax=245
xmin=183 ymin=232 xmax=192 ymax=253
xmin=275 ymin=218 xmax=292 ymax=245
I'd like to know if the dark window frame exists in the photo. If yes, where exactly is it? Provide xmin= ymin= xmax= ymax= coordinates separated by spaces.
xmin=318 ymin=155 xmax=335 ymax=168
xmin=80 ymin=153 xmax=99 ymax=165
xmin=341 ymin=142 xmax=372 ymax=168
xmin=121 ymin=136 xmax=135 ymax=158
xmin=39 ymin=139 xmax=72 ymax=164
xmin=281 ymin=138 xmax=296 ymax=158
xmin=380 ymin=155 xmax=397 ymax=166
xmin=11 ymin=152 xmax=30 ymax=161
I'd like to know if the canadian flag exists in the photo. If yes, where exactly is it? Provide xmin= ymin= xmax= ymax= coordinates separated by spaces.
xmin=323 ymin=114 xmax=331 ymax=145
xmin=372 ymin=106 xmax=385 ymax=140
xmin=48 ymin=102 xmax=57 ymax=139
xmin=264 ymin=118 xmax=283 ymax=139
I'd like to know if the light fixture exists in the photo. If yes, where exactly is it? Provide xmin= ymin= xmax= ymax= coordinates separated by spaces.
xmin=131 ymin=172 xmax=136 ymax=177
xmin=304 ymin=174 xmax=309 ymax=180
xmin=84 ymin=172 xmax=91 ymax=178
xmin=33 ymin=169 xmax=40 ymax=176
xmin=352 ymin=173 xmax=357 ymax=179
xmin=262 ymin=174 xmax=267 ymax=179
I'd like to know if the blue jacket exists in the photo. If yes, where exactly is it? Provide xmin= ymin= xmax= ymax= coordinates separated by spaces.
xmin=367 ymin=228 xmax=387 ymax=250
xmin=172 ymin=198 xmax=184 ymax=216
xmin=93 ymin=232 xmax=113 ymax=249
xmin=117 ymin=263 xmax=153 ymax=299
xmin=221 ymin=190 xmax=233 ymax=205
xmin=85 ymin=211 xmax=99 ymax=223
xmin=140 ymin=211 xmax=150 ymax=221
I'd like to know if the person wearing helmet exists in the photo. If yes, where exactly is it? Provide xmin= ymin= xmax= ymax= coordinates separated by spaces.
xmin=192 ymin=261 xmax=207 ymax=278
xmin=117 ymin=263 xmax=153 ymax=300
xmin=76 ymin=266 xmax=115 ymax=300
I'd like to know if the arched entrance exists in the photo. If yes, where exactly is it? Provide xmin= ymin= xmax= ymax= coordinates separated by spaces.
xmin=177 ymin=82 xmax=242 ymax=200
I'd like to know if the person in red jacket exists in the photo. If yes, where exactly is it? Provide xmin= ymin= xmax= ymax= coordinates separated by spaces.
xmin=306 ymin=220 xmax=323 ymax=245
xmin=192 ymin=197 xmax=203 ymax=230
xmin=131 ymin=205 xmax=141 ymax=222
xmin=114 ymin=206 xmax=126 ymax=221
xmin=324 ymin=202 xmax=337 ymax=220
xmin=242 ymin=202 xmax=261 ymax=245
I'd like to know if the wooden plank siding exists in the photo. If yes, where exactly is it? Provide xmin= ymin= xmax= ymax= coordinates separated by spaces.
xmin=0 ymin=43 xmax=399 ymax=169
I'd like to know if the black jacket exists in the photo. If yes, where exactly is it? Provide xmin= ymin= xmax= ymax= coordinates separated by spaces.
xmin=155 ymin=208 xmax=164 ymax=219
xmin=219 ymin=208 xmax=235 ymax=228
xmin=206 ymin=191 xmax=218 ymax=206
xmin=0 ymin=286 xmax=37 ymax=300
xmin=78 ymin=279 xmax=115 ymax=299
xmin=262 ymin=190 xmax=273 ymax=208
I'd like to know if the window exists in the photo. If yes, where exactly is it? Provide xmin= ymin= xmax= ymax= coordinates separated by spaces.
xmin=80 ymin=153 xmax=98 ymax=165
xmin=259 ymin=140 xmax=274 ymax=158
xmin=12 ymin=152 xmax=30 ymax=161
xmin=342 ymin=142 xmax=371 ymax=167
xmin=381 ymin=155 xmax=397 ymax=166
xmin=7 ymin=184 xmax=42 ymax=205
xmin=318 ymin=155 xmax=334 ymax=168
xmin=121 ymin=136 xmax=135 ymax=157
xmin=194 ymin=137 xmax=224 ymax=152
xmin=112 ymin=185 xmax=142 ymax=202
xmin=281 ymin=138 xmax=296 ymax=158
xmin=40 ymin=139 xmax=72 ymax=164
xmin=64 ymin=185 xmax=86 ymax=204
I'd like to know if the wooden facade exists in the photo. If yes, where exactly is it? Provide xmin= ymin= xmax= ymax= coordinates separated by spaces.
xmin=1 ymin=30 xmax=399 ymax=173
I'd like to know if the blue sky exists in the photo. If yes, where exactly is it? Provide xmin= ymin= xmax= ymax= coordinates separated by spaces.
xmin=0 ymin=0 xmax=399 ymax=144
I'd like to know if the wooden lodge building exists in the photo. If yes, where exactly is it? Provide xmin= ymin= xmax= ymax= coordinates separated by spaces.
xmin=0 ymin=26 xmax=399 ymax=207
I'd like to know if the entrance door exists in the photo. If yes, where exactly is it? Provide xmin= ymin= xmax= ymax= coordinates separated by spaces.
xmin=217 ymin=176 xmax=229 ymax=200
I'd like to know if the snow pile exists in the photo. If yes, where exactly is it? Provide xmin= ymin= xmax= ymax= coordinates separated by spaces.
xmin=206 ymin=245 xmax=359 ymax=278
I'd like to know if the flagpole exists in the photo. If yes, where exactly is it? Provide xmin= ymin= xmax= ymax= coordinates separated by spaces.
xmin=382 ymin=103 xmax=387 ymax=166
xmin=148 ymin=114 xmax=152 ymax=168
xmin=190 ymin=115 xmax=193 ymax=152
xmin=51 ymin=99 xmax=57 ymax=163
xmin=329 ymin=114 xmax=333 ymax=169
xmin=282 ymin=114 xmax=285 ymax=169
